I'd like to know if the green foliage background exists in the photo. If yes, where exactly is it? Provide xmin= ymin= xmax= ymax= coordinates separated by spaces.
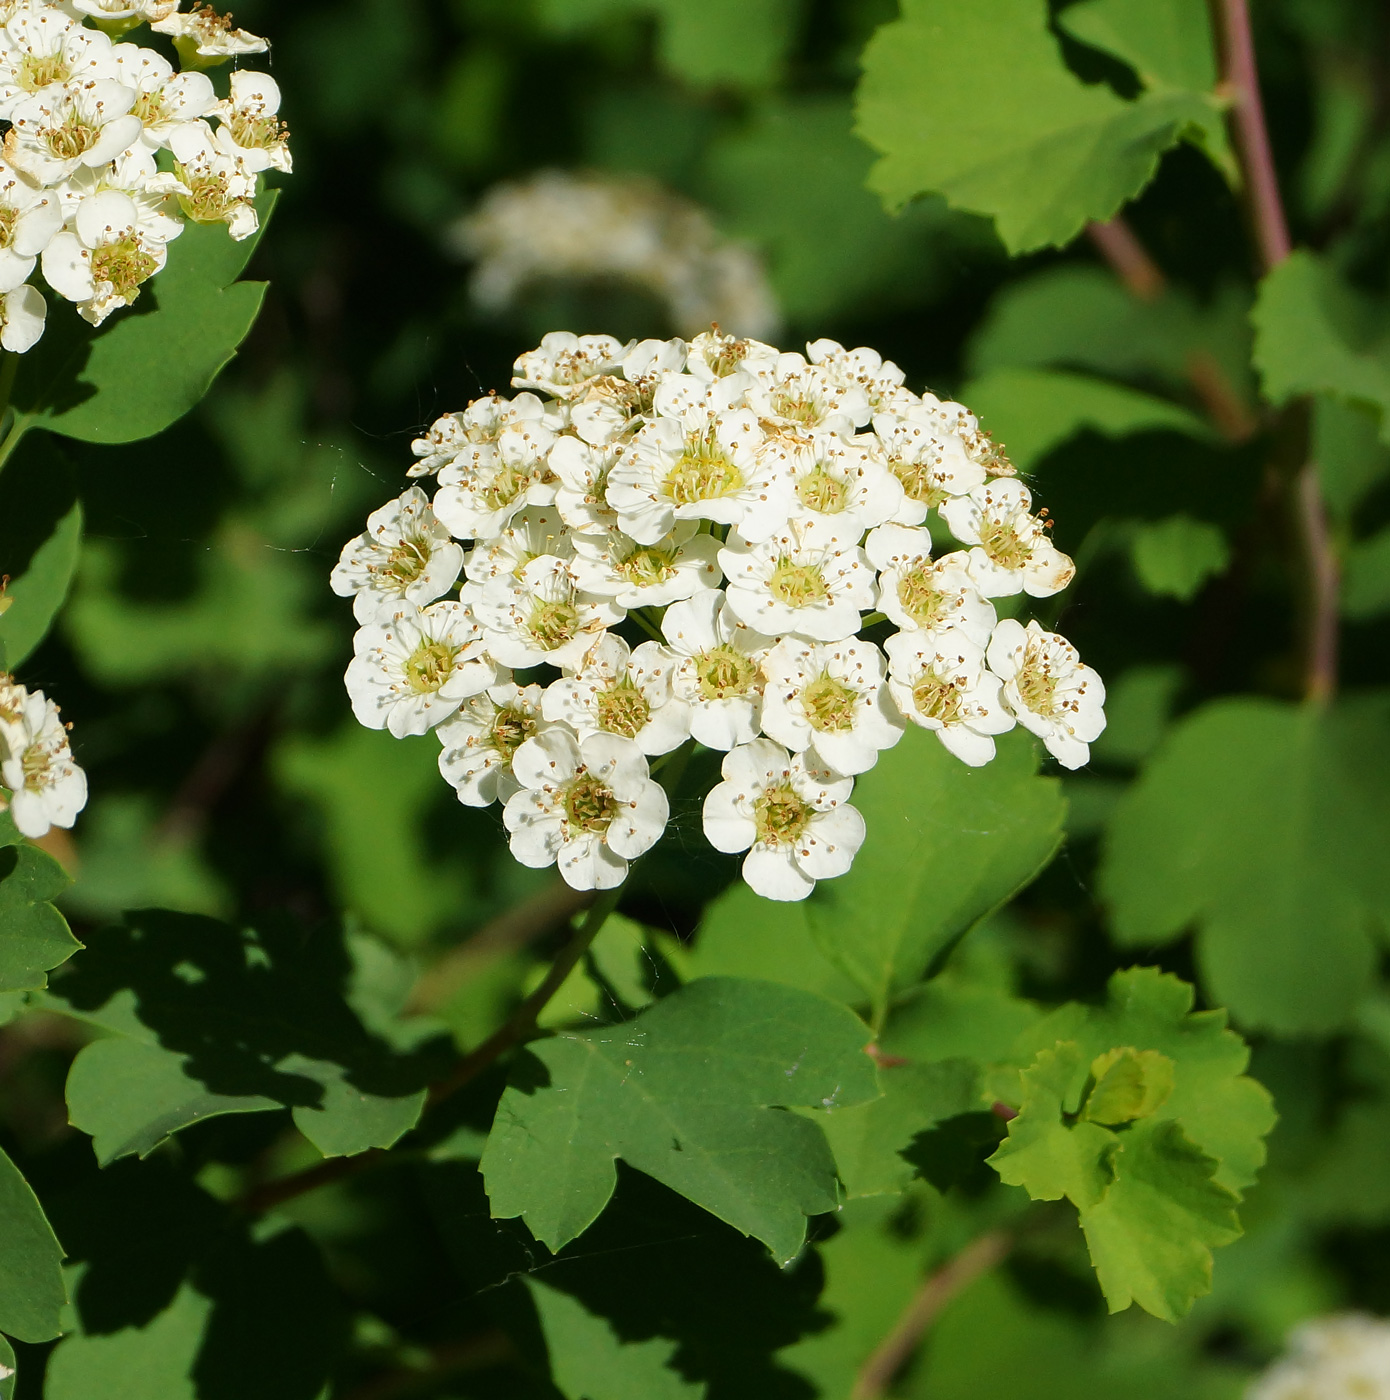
xmin=2 ymin=0 xmax=1390 ymax=1395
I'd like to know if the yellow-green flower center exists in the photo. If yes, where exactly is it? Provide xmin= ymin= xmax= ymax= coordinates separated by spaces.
xmin=768 ymin=558 xmax=827 ymax=608
xmin=230 ymin=109 xmax=289 ymax=153
xmin=694 ymin=644 xmax=757 ymax=701
xmin=1016 ymin=645 xmax=1061 ymax=717
xmin=771 ymin=386 xmax=821 ymax=427
xmin=897 ymin=567 xmax=947 ymax=629
xmin=384 ymin=537 xmax=428 ymax=584
xmin=405 ymin=640 xmax=455 ymax=694
xmin=889 ymin=456 xmax=945 ymax=508
xmin=89 ymin=236 xmax=159 ymax=304
xmin=21 ymin=742 xmax=50 ymax=791
xmin=614 ymin=542 xmax=677 ymax=590
xmin=0 ymin=205 xmax=17 ymax=251
xmin=132 ymin=88 xmax=171 ymax=127
xmin=563 ymin=771 xmax=616 ymax=835
xmin=20 ymin=53 xmax=70 ymax=93
xmin=911 ymin=670 xmax=964 ymax=724
xmin=483 ymin=461 xmax=533 ymax=512
xmin=489 ymin=706 xmax=535 ymax=759
xmin=529 ymin=598 xmax=581 ymax=650
xmin=802 ymin=673 xmax=858 ymax=732
xmin=796 ymin=467 xmax=849 ymax=515
xmin=44 ymin=115 xmax=101 ymax=163
xmin=663 ymin=430 xmax=744 ymax=505
xmin=977 ymin=516 xmax=1032 ymax=571
xmin=754 ymin=783 xmax=811 ymax=847
xmin=595 ymin=681 xmax=649 ymax=739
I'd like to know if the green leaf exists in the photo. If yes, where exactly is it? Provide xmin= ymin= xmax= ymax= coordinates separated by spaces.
xmin=1252 ymin=248 xmax=1390 ymax=441
xmin=819 ymin=1058 xmax=982 ymax=1199
xmin=47 ymin=910 xmax=444 ymax=1164
xmin=45 ymin=1282 xmax=208 ymax=1400
xmin=961 ymin=367 xmax=1211 ymax=470
xmin=805 ymin=727 xmax=1065 ymax=1024
xmin=855 ymin=0 xmax=1218 ymax=252
xmin=1058 ymin=0 xmax=1234 ymax=177
xmin=1100 ymin=696 xmax=1390 ymax=1033
xmin=1316 ymin=396 xmax=1390 ymax=523
xmin=12 ymin=193 xmax=277 ymax=446
xmin=1130 ymin=515 xmax=1230 ymax=600
xmin=0 ymin=1142 xmax=65 ymax=1343
xmin=527 ymin=1279 xmax=704 ymax=1399
xmin=989 ymin=1043 xmax=1241 ymax=1320
xmin=1090 ymin=665 xmax=1184 ymax=766
xmin=481 ymin=977 xmax=880 ymax=1263
xmin=1343 ymin=525 xmax=1390 ymax=619
xmin=0 ymin=500 xmax=81 ymax=670
xmin=0 ymin=812 xmax=81 ymax=992
xmin=536 ymin=0 xmax=795 ymax=88
xmin=703 ymin=96 xmax=979 ymax=324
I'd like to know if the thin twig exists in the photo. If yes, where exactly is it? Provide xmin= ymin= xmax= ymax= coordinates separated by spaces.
xmin=1211 ymin=0 xmax=1292 ymax=272
xmin=850 ymin=1232 xmax=1010 ymax=1400
xmin=236 ymin=888 xmax=623 ymax=1214
xmin=1213 ymin=0 xmax=1338 ymax=700
xmin=1086 ymin=218 xmax=1165 ymax=301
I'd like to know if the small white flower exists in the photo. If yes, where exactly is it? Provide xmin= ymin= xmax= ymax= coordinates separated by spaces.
xmin=41 ymin=187 xmax=172 ymax=325
xmin=1250 ymin=1315 xmax=1390 ymax=1400
xmin=433 ymin=418 xmax=558 ymax=540
xmin=211 ymin=68 xmax=290 ymax=173
xmin=330 ymin=486 xmax=464 ymax=624
xmin=548 ymin=434 xmax=622 ymax=534
xmin=542 ymin=633 xmax=690 ymax=756
xmin=743 ymin=350 xmax=869 ymax=436
xmin=436 ymin=679 xmax=548 ymax=808
xmin=504 ymin=728 xmax=669 ymax=890
xmin=719 ymin=516 xmax=874 ymax=643
xmin=759 ymin=637 xmax=902 ymax=776
xmin=986 ymin=619 xmax=1105 ymax=770
xmin=874 ymin=401 xmax=987 ymax=527
xmin=461 ymin=505 xmax=571 ymax=598
xmin=702 ymin=739 xmax=865 ymax=902
xmin=806 ymin=337 xmax=915 ymax=416
xmin=150 ymin=5 xmax=269 ymax=64
xmin=0 ymin=160 xmax=61 ymax=293
xmin=409 ymin=392 xmax=554 ymax=480
xmin=571 ymin=518 xmax=720 ymax=608
xmin=512 ymin=331 xmax=628 ymax=399
xmin=884 ymin=628 xmax=1015 ymax=768
xmin=345 ymin=600 xmax=496 ymax=738
xmin=939 ymin=480 xmax=1076 ymax=598
xmin=473 ymin=554 xmax=623 ymax=671
xmin=619 ymin=336 xmax=686 ymax=394
xmin=110 ymin=41 xmax=216 ymax=149
xmin=5 ymin=78 xmax=142 ymax=186
xmin=0 ymin=11 xmax=118 ymax=119
xmin=685 ymin=328 xmax=778 ymax=384
xmin=0 ymin=685 xmax=87 ymax=839
xmin=566 ymin=372 xmax=642 ymax=448
xmin=0 ymin=282 xmax=45 ymax=352
xmin=608 ymin=405 xmax=788 ymax=546
xmin=865 ymin=523 xmax=996 ymax=645
xmin=661 ymin=590 xmax=772 ymax=750
xmin=410 ymin=412 xmax=468 ymax=478
xmin=71 ymin=0 xmax=180 ymax=26
xmin=781 ymin=433 xmax=903 ymax=533
xmin=167 ymin=117 xmax=259 ymax=240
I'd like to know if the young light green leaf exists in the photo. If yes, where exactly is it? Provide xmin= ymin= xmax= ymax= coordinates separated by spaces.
xmin=989 ymin=1042 xmax=1240 ymax=1321
xmin=1252 ymin=248 xmax=1390 ymax=442
xmin=481 ymin=977 xmax=880 ymax=1264
xmin=0 ymin=812 xmax=81 ymax=992
xmin=805 ymin=728 xmax=1064 ymax=1025
xmin=0 ymin=500 xmax=81 ymax=669
xmin=855 ymin=0 xmax=1217 ymax=252
xmin=12 ymin=193 xmax=277 ymax=447
xmin=962 ymin=367 xmax=1210 ymax=470
xmin=527 ymin=1279 xmax=704 ymax=1400
xmin=44 ymin=1283 xmax=208 ymax=1400
xmin=0 ymin=1142 xmax=65 ymax=1343
xmin=1130 ymin=515 xmax=1230 ymax=600
xmin=1100 ymin=696 xmax=1390 ymax=1033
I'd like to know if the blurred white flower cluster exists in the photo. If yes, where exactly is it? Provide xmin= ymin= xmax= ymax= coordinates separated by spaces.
xmin=332 ymin=330 xmax=1104 ymax=900
xmin=0 ymin=0 xmax=289 ymax=351
xmin=0 ymin=671 xmax=86 ymax=838
xmin=452 ymin=171 xmax=779 ymax=342
xmin=1250 ymin=1315 xmax=1390 ymax=1400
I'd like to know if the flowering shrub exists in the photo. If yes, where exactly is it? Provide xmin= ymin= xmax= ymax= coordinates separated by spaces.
xmin=333 ymin=329 xmax=1105 ymax=898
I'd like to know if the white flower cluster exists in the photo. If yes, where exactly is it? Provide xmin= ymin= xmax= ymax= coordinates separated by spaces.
xmin=452 ymin=171 xmax=779 ymax=342
xmin=0 ymin=0 xmax=288 ymax=350
xmin=332 ymin=330 xmax=1105 ymax=901
xmin=1249 ymin=1315 xmax=1390 ymax=1400
xmin=0 ymin=671 xmax=86 ymax=838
